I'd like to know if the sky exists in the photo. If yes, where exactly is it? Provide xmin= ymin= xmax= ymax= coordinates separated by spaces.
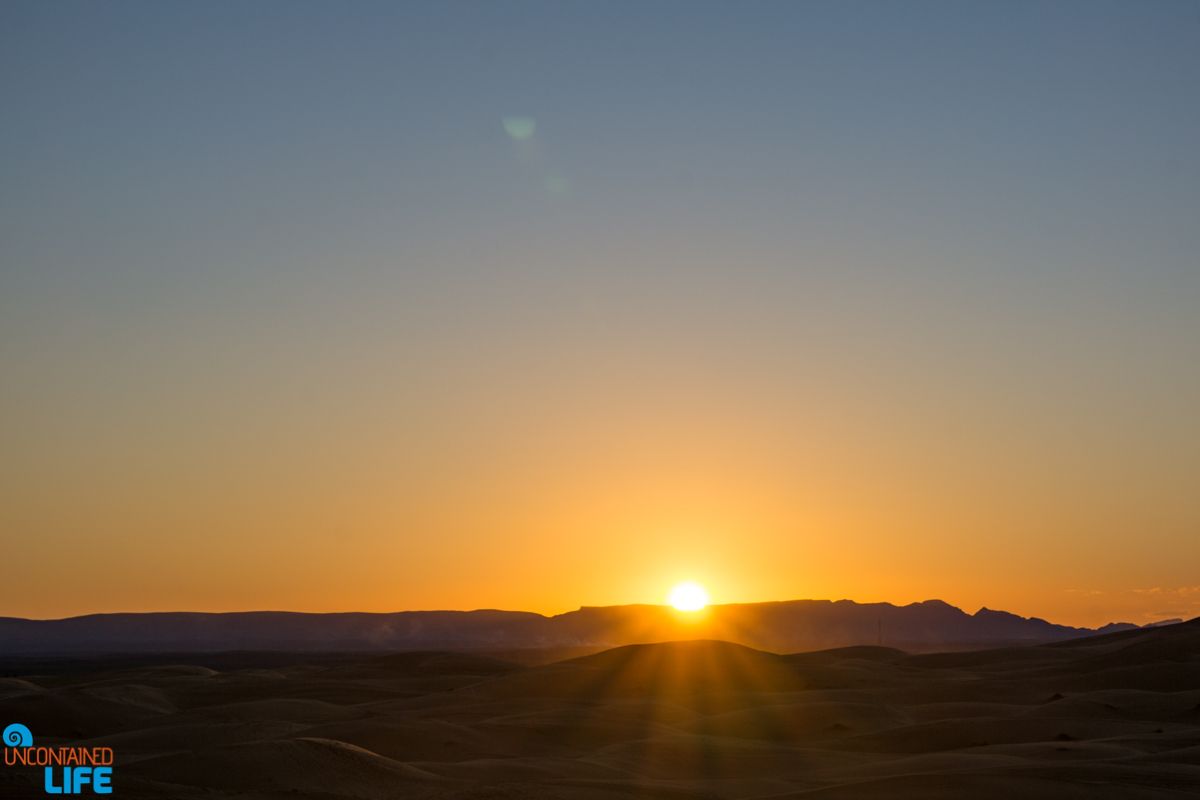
xmin=1 ymin=1 xmax=1198 ymax=627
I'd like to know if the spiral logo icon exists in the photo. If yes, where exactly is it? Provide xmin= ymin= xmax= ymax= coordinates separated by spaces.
xmin=3 ymin=723 xmax=32 ymax=747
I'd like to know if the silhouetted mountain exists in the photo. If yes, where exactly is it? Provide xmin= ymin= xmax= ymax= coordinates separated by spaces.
xmin=0 ymin=599 xmax=1155 ymax=655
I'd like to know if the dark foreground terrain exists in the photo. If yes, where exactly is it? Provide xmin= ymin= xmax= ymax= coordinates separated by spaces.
xmin=2 ymin=618 xmax=1198 ymax=799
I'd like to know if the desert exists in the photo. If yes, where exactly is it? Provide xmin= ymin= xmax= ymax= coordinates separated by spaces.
xmin=4 ymin=3 xmax=1199 ymax=798
xmin=2 ymin=614 xmax=1197 ymax=799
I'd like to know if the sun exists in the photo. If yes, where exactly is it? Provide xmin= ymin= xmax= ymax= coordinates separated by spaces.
xmin=667 ymin=581 xmax=710 ymax=612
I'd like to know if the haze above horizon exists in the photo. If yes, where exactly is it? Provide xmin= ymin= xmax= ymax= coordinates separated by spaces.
xmin=1 ymin=1 xmax=1198 ymax=627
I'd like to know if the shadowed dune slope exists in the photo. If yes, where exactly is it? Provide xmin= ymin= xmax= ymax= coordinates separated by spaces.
xmin=1 ymin=620 xmax=1197 ymax=798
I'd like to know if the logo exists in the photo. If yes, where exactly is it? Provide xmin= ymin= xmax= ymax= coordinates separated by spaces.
xmin=3 ymin=724 xmax=114 ymax=794
xmin=4 ymin=724 xmax=32 ymax=747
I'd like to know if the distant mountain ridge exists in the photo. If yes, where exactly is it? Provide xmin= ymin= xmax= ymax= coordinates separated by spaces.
xmin=0 ymin=599 xmax=1166 ymax=655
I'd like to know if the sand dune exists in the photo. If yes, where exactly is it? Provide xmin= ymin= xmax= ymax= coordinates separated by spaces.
xmin=1 ymin=620 xmax=1197 ymax=798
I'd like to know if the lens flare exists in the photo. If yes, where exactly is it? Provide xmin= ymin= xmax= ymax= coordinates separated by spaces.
xmin=503 ymin=116 xmax=536 ymax=140
xmin=668 ymin=581 xmax=709 ymax=612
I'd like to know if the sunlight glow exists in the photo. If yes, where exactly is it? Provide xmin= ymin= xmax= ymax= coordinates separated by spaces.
xmin=668 ymin=581 xmax=710 ymax=612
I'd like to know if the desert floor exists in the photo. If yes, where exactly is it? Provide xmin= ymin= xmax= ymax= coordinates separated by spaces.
xmin=2 ymin=620 xmax=1198 ymax=799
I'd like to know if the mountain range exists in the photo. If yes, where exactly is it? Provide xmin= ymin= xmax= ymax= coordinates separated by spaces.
xmin=0 ymin=599 xmax=1178 ymax=655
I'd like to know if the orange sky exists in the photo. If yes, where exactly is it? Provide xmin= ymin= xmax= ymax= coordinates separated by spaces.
xmin=3 ymin=290 xmax=1197 ymax=628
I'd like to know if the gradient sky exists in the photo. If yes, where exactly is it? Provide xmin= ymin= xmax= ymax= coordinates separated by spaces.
xmin=2 ymin=1 xmax=1198 ymax=627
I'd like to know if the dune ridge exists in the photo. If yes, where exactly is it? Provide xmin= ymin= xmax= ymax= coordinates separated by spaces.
xmin=1 ymin=616 xmax=1198 ymax=798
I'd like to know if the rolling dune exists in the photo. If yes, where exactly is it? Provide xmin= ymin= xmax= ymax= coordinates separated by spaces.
xmin=1 ymin=619 xmax=1198 ymax=798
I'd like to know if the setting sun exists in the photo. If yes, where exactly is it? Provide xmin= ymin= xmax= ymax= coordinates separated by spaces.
xmin=668 ymin=582 xmax=710 ymax=612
